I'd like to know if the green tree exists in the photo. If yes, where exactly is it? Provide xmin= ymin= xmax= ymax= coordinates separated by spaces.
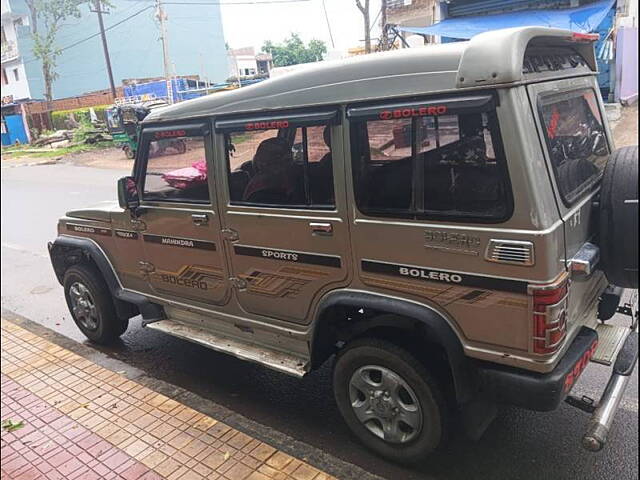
xmin=263 ymin=34 xmax=327 ymax=67
xmin=25 ymin=0 xmax=87 ymax=100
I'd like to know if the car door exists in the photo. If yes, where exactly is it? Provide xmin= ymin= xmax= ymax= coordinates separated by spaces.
xmin=215 ymin=108 xmax=351 ymax=325
xmin=346 ymin=95 xmax=536 ymax=351
xmin=135 ymin=122 xmax=230 ymax=306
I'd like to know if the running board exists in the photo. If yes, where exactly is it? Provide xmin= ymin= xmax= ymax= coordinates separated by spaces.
xmin=145 ymin=319 xmax=308 ymax=377
xmin=591 ymin=323 xmax=630 ymax=366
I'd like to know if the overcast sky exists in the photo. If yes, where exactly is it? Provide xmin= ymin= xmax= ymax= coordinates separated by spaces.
xmin=220 ymin=0 xmax=383 ymax=53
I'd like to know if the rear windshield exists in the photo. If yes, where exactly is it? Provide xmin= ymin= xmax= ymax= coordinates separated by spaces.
xmin=540 ymin=89 xmax=609 ymax=205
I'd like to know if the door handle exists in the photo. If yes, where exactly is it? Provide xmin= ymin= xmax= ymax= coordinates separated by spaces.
xmin=310 ymin=222 xmax=333 ymax=236
xmin=192 ymin=213 xmax=209 ymax=226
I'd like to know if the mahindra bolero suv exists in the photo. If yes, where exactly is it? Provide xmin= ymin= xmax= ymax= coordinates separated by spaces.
xmin=49 ymin=27 xmax=638 ymax=463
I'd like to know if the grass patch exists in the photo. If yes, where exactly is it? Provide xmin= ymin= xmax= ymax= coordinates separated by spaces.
xmin=2 ymin=141 xmax=112 ymax=159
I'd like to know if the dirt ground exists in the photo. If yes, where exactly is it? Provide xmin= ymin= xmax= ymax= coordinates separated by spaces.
xmin=612 ymin=103 xmax=638 ymax=148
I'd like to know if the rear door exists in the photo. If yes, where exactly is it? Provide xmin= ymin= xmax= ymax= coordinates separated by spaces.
xmin=527 ymin=77 xmax=612 ymax=323
xmin=135 ymin=123 xmax=230 ymax=306
xmin=346 ymin=94 xmax=535 ymax=351
xmin=215 ymin=109 xmax=351 ymax=325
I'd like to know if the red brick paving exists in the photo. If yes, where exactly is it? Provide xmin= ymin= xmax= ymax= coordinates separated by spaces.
xmin=1 ymin=374 xmax=161 ymax=480
xmin=1 ymin=318 xmax=336 ymax=480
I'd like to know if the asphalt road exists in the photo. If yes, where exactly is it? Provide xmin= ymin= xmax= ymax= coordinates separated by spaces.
xmin=1 ymin=162 xmax=638 ymax=480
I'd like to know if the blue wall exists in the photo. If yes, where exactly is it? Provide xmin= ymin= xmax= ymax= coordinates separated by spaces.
xmin=12 ymin=0 xmax=228 ymax=100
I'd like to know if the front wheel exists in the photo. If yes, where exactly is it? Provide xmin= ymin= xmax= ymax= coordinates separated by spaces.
xmin=333 ymin=338 xmax=447 ymax=464
xmin=63 ymin=264 xmax=128 ymax=344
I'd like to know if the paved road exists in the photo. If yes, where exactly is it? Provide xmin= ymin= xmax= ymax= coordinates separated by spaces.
xmin=1 ymin=163 xmax=638 ymax=480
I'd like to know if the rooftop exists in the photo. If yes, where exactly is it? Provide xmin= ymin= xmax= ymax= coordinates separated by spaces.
xmin=145 ymin=27 xmax=596 ymax=124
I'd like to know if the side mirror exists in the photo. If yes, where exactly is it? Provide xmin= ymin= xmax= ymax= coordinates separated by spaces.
xmin=117 ymin=176 xmax=140 ymax=211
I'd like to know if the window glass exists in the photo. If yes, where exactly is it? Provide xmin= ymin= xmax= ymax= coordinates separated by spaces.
xmin=541 ymin=89 xmax=608 ymax=204
xmin=142 ymin=134 xmax=210 ymax=203
xmin=226 ymin=124 xmax=334 ymax=208
xmin=351 ymin=108 xmax=510 ymax=221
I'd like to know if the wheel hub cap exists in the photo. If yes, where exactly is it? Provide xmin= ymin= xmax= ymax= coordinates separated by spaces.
xmin=69 ymin=282 xmax=99 ymax=331
xmin=348 ymin=365 xmax=423 ymax=444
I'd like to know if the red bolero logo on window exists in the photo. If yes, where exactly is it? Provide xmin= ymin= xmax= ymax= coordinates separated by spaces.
xmin=379 ymin=105 xmax=448 ymax=120
xmin=155 ymin=130 xmax=186 ymax=139
xmin=245 ymin=120 xmax=290 ymax=131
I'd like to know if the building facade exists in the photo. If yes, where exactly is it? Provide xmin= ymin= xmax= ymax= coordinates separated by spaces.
xmin=1 ymin=0 xmax=229 ymax=101
xmin=1 ymin=0 xmax=31 ymax=102
xmin=228 ymin=47 xmax=272 ymax=79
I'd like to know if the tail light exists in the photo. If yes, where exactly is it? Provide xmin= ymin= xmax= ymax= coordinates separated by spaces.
xmin=530 ymin=274 xmax=570 ymax=354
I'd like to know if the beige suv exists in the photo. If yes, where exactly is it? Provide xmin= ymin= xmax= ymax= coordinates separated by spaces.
xmin=49 ymin=27 xmax=638 ymax=463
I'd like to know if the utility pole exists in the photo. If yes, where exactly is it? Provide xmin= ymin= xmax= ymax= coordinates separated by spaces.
xmin=155 ymin=0 xmax=173 ymax=103
xmin=92 ymin=0 xmax=116 ymax=98
xmin=321 ymin=0 xmax=335 ymax=49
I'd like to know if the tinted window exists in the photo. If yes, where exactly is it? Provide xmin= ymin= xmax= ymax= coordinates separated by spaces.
xmin=540 ymin=89 xmax=609 ymax=204
xmin=351 ymin=108 xmax=510 ymax=221
xmin=225 ymin=125 xmax=334 ymax=208
xmin=142 ymin=134 xmax=210 ymax=203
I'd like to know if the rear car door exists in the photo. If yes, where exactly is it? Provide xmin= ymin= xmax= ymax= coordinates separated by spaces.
xmin=215 ymin=109 xmax=351 ymax=324
xmin=135 ymin=123 xmax=230 ymax=306
xmin=527 ymin=77 xmax=612 ymax=326
xmin=346 ymin=94 xmax=535 ymax=352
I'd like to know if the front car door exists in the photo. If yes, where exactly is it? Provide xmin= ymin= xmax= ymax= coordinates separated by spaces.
xmin=215 ymin=109 xmax=351 ymax=324
xmin=135 ymin=123 xmax=230 ymax=306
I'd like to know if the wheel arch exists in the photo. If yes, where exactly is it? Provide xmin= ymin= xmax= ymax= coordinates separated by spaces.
xmin=310 ymin=290 xmax=476 ymax=405
xmin=48 ymin=235 xmax=162 ymax=321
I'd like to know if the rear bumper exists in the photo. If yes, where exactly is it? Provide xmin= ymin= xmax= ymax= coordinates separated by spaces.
xmin=476 ymin=327 xmax=598 ymax=411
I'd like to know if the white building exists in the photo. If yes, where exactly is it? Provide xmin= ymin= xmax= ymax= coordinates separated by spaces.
xmin=228 ymin=46 xmax=272 ymax=79
xmin=1 ymin=0 xmax=31 ymax=102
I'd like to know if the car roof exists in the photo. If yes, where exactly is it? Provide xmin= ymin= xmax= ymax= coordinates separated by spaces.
xmin=144 ymin=27 xmax=596 ymax=124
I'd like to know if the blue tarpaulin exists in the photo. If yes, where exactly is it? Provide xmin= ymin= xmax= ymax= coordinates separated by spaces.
xmin=398 ymin=0 xmax=615 ymax=39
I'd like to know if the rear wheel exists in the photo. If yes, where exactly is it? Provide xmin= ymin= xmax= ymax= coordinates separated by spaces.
xmin=63 ymin=264 xmax=128 ymax=344
xmin=333 ymin=338 xmax=447 ymax=464
xmin=123 ymin=145 xmax=135 ymax=159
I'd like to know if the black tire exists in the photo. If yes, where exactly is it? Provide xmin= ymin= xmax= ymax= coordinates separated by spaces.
xmin=63 ymin=264 xmax=128 ymax=344
xmin=123 ymin=146 xmax=135 ymax=159
xmin=333 ymin=338 xmax=447 ymax=464
xmin=599 ymin=146 xmax=638 ymax=288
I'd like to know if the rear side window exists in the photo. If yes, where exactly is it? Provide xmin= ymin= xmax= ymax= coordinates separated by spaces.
xmin=350 ymin=101 xmax=511 ymax=222
xmin=540 ymin=89 xmax=609 ymax=205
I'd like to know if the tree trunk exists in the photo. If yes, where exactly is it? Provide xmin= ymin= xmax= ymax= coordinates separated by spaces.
xmin=356 ymin=0 xmax=371 ymax=54
xmin=42 ymin=60 xmax=53 ymax=101
xmin=25 ymin=0 xmax=38 ymax=34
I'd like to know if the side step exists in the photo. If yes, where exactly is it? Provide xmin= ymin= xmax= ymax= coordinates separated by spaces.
xmin=591 ymin=323 xmax=630 ymax=366
xmin=146 ymin=319 xmax=308 ymax=377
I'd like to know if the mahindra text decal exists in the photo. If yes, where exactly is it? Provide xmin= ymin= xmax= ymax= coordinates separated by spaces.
xmin=379 ymin=105 xmax=448 ymax=120
xmin=155 ymin=130 xmax=186 ymax=139
xmin=245 ymin=120 xmax=290 ymax=131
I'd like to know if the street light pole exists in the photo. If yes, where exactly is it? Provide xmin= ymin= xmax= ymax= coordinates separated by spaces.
xmin=92 ymin=0 xmax=117 ymax=98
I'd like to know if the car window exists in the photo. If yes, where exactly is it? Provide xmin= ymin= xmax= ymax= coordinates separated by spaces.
xmin=225 ymin=125 xmax=334 ymax=208
xmin=350 ymin=108 xmax=510 ymax=221
xmin=540 ymin=89 xmax=609 ymax=204
xmin=142 ymin=134 xmax=210 ymax=203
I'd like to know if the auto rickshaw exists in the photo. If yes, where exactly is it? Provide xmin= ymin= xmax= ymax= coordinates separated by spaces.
xmin=106 ymin=101 xmax=184 ymax=159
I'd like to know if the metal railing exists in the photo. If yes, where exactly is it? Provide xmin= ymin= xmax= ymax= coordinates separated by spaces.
xmin=1 ymin=40 xmax=19 ymax=63
xmin=387 ymin=0 xmax=413 ymax=9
